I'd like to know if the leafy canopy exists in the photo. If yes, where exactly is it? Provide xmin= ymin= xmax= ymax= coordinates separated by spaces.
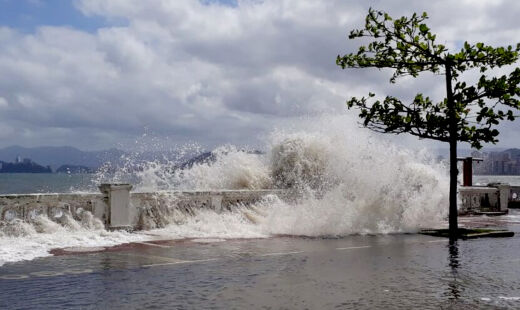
xmin=336 ymin=8 xmax=520 ymax=148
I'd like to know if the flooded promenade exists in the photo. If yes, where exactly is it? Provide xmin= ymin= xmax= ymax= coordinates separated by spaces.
xmin=1 ymin=213 xmax=520 ymax=309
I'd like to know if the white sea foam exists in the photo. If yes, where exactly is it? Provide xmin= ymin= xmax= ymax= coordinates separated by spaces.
xmin=151 ymin=116 xmax=449 ymax=236
xmin=0 ymin=115 xmax=449 ymax=266
xmin=171 ymin=145 xmax=272 ymax=191
xmin=0 ymin=214 xmax=148 ymax=266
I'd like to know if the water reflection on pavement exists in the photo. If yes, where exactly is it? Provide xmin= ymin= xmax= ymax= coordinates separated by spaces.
xmin=1 ymin=217 xmax=520 ymax=309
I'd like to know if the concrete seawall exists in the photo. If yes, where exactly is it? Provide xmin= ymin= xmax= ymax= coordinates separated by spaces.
xmin=459 ymin=184 xmax=520 ymax=214
xmin=0 ymin=185 xmax=285 ymax=230
xmin=3 ymin=183 xmax=519 ymax=229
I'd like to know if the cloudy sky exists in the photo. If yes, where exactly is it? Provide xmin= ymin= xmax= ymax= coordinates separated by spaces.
xmin=0 ymin=0 xmax=519 ymax=151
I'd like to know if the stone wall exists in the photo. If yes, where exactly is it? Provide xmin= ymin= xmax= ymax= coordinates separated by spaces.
xmin=2 ymin=182 xmax=516 ymax=228
xmin=459 ymin=186 xmax=500 ymax=214
xmin=0 ymin=193 xmax=104 ymax=223
xmin=459 ymin=183 xmax=511 ymax=214
xmin=0 ymin=186 xmax=285 ymax=230
xmin=131 ymin=190 xmax=283 ymax=230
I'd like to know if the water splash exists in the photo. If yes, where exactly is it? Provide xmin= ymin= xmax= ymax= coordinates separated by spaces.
xmin=171 ymin=145 xmax=272 ymax=190
xmin=94 ymin=115 xmax=450 ymax=236
xmin=0 ymin=115 xmax=450 ymax=265
xmin=0 ymin=212 xmax=147 ymax=266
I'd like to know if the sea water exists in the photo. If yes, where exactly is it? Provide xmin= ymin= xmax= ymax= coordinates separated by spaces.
xmin=1 ymin=173 xmax=517 ymax=195
xmin=0 ymin=173 xmax=97 ymax=195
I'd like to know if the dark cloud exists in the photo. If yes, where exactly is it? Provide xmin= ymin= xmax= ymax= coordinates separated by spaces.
xmin=0 ymin=0 xmax=519 ymax=150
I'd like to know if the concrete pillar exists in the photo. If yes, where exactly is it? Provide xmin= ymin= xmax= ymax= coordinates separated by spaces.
xmin=488 ymin=183 xmax=510 ymax=212
xmin=496 ymin=183 xmax=511 ymax=212
xmin=211 ymin=195 xmax=223 ymax=212
xmin=99 ymin=184 xmax=133 ymax=230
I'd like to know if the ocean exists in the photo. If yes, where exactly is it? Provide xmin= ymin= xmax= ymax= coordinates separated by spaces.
xmin=0 ymin=173 xmax=97 ymax=194
xmin=1 ymin=173 xmax=519 ymax=195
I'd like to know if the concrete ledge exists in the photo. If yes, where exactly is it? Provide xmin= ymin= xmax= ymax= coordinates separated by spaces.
xmin=0 ymin=193 xmax=104 ymax=223
xmin=0 ymin=187 xmax=287 ymax=231
xmin=459 ymin=186 xmax=499 ymax=215
xmin=459 ymin=186 xmax=498 ymax=193
xmin=131 ymin=189 xmax=284 ymax=230
xmin=459 ymin=184 xmax=511 ymax=214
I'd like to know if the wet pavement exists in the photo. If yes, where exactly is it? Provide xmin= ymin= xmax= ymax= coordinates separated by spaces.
xmin=2 ymin=214 xmax=520 ymax=309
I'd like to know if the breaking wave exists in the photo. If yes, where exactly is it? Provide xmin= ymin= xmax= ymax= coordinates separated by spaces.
xmin=0 ymin=115 xmax=449 ymax=266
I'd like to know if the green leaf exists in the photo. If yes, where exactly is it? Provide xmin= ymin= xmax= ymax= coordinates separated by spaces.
xmin=336 ymin=9 xmax=520 ymax=151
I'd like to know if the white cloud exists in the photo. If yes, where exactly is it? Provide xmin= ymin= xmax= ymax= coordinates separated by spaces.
xmin=0 ymin=0 xmax=519 ymax=150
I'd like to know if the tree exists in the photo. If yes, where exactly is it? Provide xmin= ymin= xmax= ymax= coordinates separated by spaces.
xmin=336 ymin=9 xmax=520 ymax=238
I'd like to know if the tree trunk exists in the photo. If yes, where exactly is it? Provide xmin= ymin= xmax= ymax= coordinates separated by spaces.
xmin=445 ymin=61 xmax=458 ymax=239
xmin=449 ymin=128 xmax=458 ymax=238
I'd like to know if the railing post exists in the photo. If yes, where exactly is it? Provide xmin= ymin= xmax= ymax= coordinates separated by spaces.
xmin=99 ymin=183 xmax=133 ymax=230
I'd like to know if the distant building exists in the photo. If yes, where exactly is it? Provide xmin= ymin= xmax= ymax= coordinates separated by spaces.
xmin=0 ymin=157 xmax=52 ymax=173
xmin=473 ymin=149 xmax=520 ymax=175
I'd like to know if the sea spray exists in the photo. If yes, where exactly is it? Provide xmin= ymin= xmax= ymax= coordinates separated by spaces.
xmin=0 ymin=212 xmax=148 ymax=266
xmin=171 ymin=145 xmax=272 ymax=190
xmin=131 ymin=116 xmax=449 ymax=236
xmin=0 ymin=115 xmax=450 ymax=265
xmin=259 ymin=126 xmax=448 ymax=236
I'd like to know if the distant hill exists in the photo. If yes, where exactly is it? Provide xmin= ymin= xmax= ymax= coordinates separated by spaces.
xmin=503 ymin=148 xmax=520 ymax=157
xmin=178 ymin=149 xmax=263 ymax=169
xmin=178 ymin=151 xmax=215 ymax=169
xmin=0 ymin=146 xmax=263 ymax=172
xmin=56 ymin=165 xmax=95 ymax=174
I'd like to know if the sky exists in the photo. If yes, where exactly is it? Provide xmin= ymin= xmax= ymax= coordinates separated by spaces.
xmin=0 ymin=0 xmax=519 ymax=151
